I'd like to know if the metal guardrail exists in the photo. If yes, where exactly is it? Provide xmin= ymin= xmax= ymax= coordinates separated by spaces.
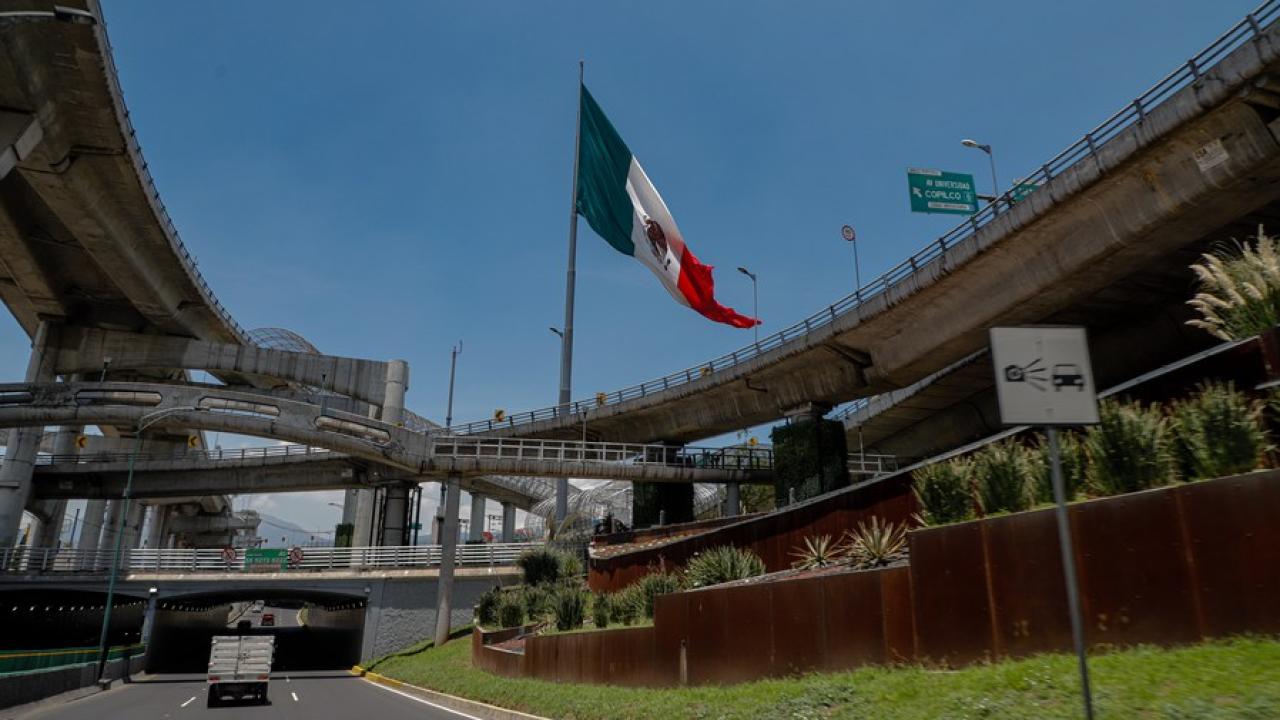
xmin=428 ymin=436 xmax=774 ymax=470
xmin=11 ymin=444 xmax=338 ymax=467
xmin=443 ymin=1 xmax=1280 ymax=437
xmin=0 ymin=543 xmax=544 ymax=574
xmin=848 ymin=453 xmax=898 ymax=476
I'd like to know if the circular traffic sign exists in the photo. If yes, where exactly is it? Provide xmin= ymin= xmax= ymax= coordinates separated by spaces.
xmin=841 ymin=224 xmax=855 ymax=242
xmin=287 ymin=546 xmax=304 ymax=567
xmin=220 ymin=546 xmax=236 ymax=564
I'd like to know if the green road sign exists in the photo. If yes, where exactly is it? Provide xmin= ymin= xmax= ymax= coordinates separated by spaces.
xmin=409 ymin=522 xmax=423 ymax=531
xmin=244 ymin=548 xmax=286 ymax=573
xmin=1012 ymin=182 xmax=1039 ymax=203
xmin=907 ymin=168 xmax=978 ymax=215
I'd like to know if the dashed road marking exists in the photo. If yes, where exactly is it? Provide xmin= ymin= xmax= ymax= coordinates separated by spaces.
xmin=291 ymin=691 xmax=299 ymax=702
xmin=180 ymin=696 xmax=196 ymax=708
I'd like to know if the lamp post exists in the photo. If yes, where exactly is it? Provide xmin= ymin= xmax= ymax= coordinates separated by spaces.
xmin=445 ymin=341 xmax=462 ymax=430
xmin=840 ymin=225 xmax=861 ymax=293
xmin=961 ymin=138 xmax=999 ymax=206
xmin=95 ymin=406 xmax=196 ymax=687
xmin=736 ymin=267 xmax=758 ymax=345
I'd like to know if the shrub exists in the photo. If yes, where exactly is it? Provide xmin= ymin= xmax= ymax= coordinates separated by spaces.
xmin=475 ymin=586 xmax=502 ymax=627
xmin=591 ymin=592 xmax=610 ymax=629
xmin=972 ymin=440 xmax=1037 ymax=515
xmin=559 ymin=551 xmax=583 ymax=580
xmin=517 ymin=547 xmax=564 ymax=586
xmin=496 ymin=592 xmax=525 ymax=629
xmin=912 ymin=458 xmax=974 ymax=525
xmin=790 ymin=534 xmax=844 ymax=570
xmin=1030 ymin=431 xmax=1087 ymax=503
xmin=1186 ymin=226 xmax=1280 ymax=341
xmin=633 ymin=572 xmax=683 ymax=619
xmin=842 ymin=516 xmax=908 ymax=569
xmin=551 ymin=584 xmax=587 ymax=632
xmin=683 ymin=545 xmax=766 ymax=588
xmin=609 ymin=587 xmax=641 ymax=626
xmin=522 ymin=585 xmax=550 ymax=621
xmin=1085 ymin=399 xmax=1176 ymax=495
xmin=1171 ymin=381 xmax=1268 ymax=481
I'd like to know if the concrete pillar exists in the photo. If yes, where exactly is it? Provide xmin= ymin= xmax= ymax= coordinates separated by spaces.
xmin=381 ymin=360 xmax=409 ymax=427
xmin=34 ymin=425 xmax=83 ymax=548
xmin=352 ymin=489 xmax=375 ymax=547
xmin=433 ymin=474 xmax=461 ymax=646
xmin=380 ymin=484 xmax=409 ymax=546
xmin=432 ymin=484 xmax=446 ymax=544
xmin=725 ymin=483 xmax=741 ymax=517
xmin=501 ymin=502 xmax=516 ymax=543
xmin=341 ymin=489 xmax=359 ymax=525
xmin=772 ymin=404 xmax=847 ymax=507
xmin=145 ymin=507 xmax=168 ymax=549
xmin=122 ymin=503 xmax=146 ymax=550
xmin=100 ymin=500 xmax=124 ymax=554
xmin=77 ymin=500 xmax=108 ymax=552
xmin=0 ymin=321 xmax=58 ymax=548
xmin=468 ymin=493 xmax=486 ymax=542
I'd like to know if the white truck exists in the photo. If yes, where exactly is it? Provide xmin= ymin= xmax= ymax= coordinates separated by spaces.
xmin=207 ymin=635 xmax=274 ymax=707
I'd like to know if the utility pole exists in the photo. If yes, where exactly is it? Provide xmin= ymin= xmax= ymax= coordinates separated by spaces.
xmin=445 ymin=341 xmax=462 ymax=430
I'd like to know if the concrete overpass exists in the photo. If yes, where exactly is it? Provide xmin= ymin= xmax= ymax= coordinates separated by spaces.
xmin=439 ymin=5 xmax=1280 ymax=446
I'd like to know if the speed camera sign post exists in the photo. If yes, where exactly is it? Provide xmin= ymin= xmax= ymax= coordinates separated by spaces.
xmin=990 ymin=326 xmax=1098 ymax=720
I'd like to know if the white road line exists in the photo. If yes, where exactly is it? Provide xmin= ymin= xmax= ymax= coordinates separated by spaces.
xmin=362 ymin=679 xmax=485 ymax=720
xmin=285 ymin=676 xmax=291 ymax=682
xmin=180 ymin=696 xmax=197 ymax=708
xmin=291 ymin=691 xmax=299 ymax=702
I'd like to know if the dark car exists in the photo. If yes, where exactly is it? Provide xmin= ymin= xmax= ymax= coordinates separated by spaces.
xmin=1052 ymin=364 xmax=1084 ymax=390
xmin=236 ymin=619 xmax=252 ymax=631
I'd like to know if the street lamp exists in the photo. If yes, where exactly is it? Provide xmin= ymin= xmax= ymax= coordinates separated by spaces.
xmin=548 ymin=327 xmax=563 ymax=339
xmin=841 ymin=225 xmax=861 ymax=293
xmin=445 ymin=341 xmax=462 ymax=430
xmin=961 ymin=138 xmax=1000 ymax=206
xmin=96 ymin=406 xmax=197 ymax=687
xmin=737 ymin=267 xmax=758 ymax=344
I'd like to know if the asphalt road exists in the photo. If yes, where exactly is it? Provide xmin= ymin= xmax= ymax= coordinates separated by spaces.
xmin=20 ymin=671 xmax=480 ymax=720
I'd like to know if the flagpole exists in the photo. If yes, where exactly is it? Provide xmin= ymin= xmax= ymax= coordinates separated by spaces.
xmin=555 ymin=60 xmax=583 ymax=525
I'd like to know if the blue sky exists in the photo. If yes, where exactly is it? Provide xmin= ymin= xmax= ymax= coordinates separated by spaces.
xmin=3 ymin=0 xmax=1256 ymax=534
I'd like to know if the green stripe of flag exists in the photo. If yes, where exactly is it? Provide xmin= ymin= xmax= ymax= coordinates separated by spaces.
xmin=575 ymin=85 xmax=636 ymax=256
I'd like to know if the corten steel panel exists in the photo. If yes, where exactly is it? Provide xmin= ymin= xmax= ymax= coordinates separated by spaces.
xmin=1071 ymin=487 xmax=1200 ymax=648
xmin=878 ymin=565 xmax=916 ymax=664
xmin=652 ymin=592 xmax=686 ymax=687
xmin=982 ymin=507 xmax=1073 ymax=659
xmin=909 ymin=521 xmax=996 ymax=665
xmin=1176 ymin=471 xmax=1280 ymax=638
xmin=588 ymin=475 xmax=915 ymax=591
xmin=769 ymin=575 xmax=827 ymax=677
xmin=820 ymin=569 xmax=885 ymax=670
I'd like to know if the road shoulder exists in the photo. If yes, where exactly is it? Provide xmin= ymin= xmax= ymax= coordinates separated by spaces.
xmin=352 ymin=666 xmax=548 ymax=720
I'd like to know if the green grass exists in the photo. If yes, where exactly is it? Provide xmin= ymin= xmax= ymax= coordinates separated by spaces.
xmin=373 ymin=635 xmax=1280 ymax=719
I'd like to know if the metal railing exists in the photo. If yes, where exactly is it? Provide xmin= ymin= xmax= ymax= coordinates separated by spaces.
xmin=848 ymin=452 xmax=898 ymax=476
xmin=442 ymin=1 xmax=1280 ymax=437
xmin=6 ymin=444 xmax=338 ymax=467
xmin=429 ymin=436 xmax=774 ymax=471
xmin=0 ymin=543 xmax=544 ymax=574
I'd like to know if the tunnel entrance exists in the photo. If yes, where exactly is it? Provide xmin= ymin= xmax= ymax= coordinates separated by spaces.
xmin=0 ymin=589 xmax=146 ymax=652
xmin=146 ymin=590 xmax=367 ymax=673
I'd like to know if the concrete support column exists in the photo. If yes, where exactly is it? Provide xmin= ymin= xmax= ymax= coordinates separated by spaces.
xmin=432 ymin=484 xmax=446 ymax=544
xmin=501 ymin=502 xmax=516 ymax=543
xmin=100 ymin=500 xmax=124 ymax=555
xmin=725 ymin=483 xmax=741 ymax=518
xmin=0 ymin=321 xmax=58 ymax=548
xmin=468 ymin=493 xmax=486 ymax=543
xmin=34 ymin=425 xmax=83 ymax=548
xmin=145 ymin=507 xmax=169 ymax=549
xmin=77 ymin=500 xmax=108 ymax=556
xmin=434 ymin=474 xmax=461 ymax=646
xmin=380 ymin=484 xmax=409 ymax=546
xmin=381 ymin=360 xmax=409 ymax=427
xmin=352 ymin=489 xmax=375 ymax=547
xmin=341 ymin=489 xmax=359 ymax=525
xmin=122 ymin=503 xmax=146 ymax=550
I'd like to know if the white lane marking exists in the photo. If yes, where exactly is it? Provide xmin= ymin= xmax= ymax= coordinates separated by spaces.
xmin=291 ymin=691 xmax=299 ymax=702
xmin=362 ymin=679 xmax=485 ymax=720
xmin=285 ymin=676 xmax=291 ymax=682
xmin=180 ymin=696 xmax=197 ymax=708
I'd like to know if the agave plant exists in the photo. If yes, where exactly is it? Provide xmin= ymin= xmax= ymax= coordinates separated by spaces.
xmin=683 ymin=545 xmax=766 ymax=588
xmin=789 ymin=534 xmax=845 ymax=570
xmin=1187 ymin=226 xmax=1280 ymax=341
xmin=841 ymin=516 xmax=908 ymax=569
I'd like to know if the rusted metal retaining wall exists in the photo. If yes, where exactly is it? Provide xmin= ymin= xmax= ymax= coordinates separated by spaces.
xmin=589 ymin=473 xmax=914 ymax=592
xmin=480 ymin=471 xmax=1279 ymax=686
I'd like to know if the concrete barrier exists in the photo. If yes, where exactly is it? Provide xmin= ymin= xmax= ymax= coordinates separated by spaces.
xmin=0 ymin=654 xmax=144 ymax=710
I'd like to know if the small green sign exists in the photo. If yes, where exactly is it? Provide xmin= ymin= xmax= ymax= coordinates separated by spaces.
xmin=244 ymin=548 xmax=286 ymax=573
xmin=409 ymin=522 xmax=423 ymax=531
xmin=1011 ymin=182 xmax=1039 ymax=203
xmin=907 ymin=168 xmax=978 ymax=215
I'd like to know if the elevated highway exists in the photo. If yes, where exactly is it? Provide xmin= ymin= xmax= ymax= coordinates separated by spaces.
xmin=443 ymin=4 xmax=1280 ymax=446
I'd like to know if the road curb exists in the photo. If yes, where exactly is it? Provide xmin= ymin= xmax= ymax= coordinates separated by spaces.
xmin=351 ymin=666 xmax=548 ymax=720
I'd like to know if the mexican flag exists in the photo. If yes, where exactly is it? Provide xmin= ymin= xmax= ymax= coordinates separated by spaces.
xmin=574 ymin=85 xmax=760 ymax=330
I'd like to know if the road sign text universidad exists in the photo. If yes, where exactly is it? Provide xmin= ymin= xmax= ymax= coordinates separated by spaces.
xmin=907 ymin=168 xmax=978 ymax=215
